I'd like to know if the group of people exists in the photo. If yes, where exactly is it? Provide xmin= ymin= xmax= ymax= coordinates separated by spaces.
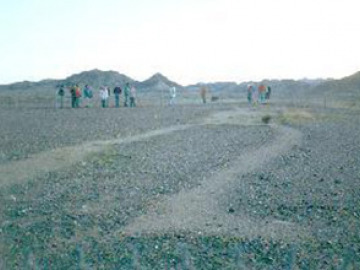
xmin=57 ymin=83 xmax=272 ymax=108
xmin=57 ymin=83 xmax=137 ymax=108
xmin=247 ymin=84 xmax=271 ymax=105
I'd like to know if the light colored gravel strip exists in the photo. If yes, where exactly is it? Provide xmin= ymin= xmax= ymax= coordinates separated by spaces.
xmin=123 ymin=125 xmax=306 ymax=241
xmin=0 ymin=124 xmax=194 ymax=187
xmin=0 ymin=107 xmax=262 ymax=188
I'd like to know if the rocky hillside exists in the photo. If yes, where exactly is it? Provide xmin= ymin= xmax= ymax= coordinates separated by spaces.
xmin=1 ymin=69 xmax=359 ymax=101
xmin=135 ymin=73 xmax=183 ymax=94
xmin=62 ymin=69 xmax=135 ymax=88
xmin=0 ymin=70 xmax=180 ymax=94
xmin=312 ymin=71 xmax=360 ymax=94
xmin=0 ymin=79 xmax=58 ymax=91
xmin=185 ymin=79 xmax=330 ymax=99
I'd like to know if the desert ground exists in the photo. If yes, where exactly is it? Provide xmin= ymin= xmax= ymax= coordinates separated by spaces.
xmin=0 ymin=91 xmax=359 ymax=269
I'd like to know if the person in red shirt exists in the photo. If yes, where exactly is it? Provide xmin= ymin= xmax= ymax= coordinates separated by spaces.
xmin=258 ymin=84 xmax=266 ymax=104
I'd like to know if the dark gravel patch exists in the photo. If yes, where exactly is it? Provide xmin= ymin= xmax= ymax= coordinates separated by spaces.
xmin=0 ymin=104 xmax=228 ymax=164
xmin=1 ymin=106 xmax=359 ymax=269
xmin=0 ymin=122 xmax=275 ymax=268
xmin=224 ymin=108 xmax=360 ymax=266
xmin=1 ymin=231 xmax=358 ymax=269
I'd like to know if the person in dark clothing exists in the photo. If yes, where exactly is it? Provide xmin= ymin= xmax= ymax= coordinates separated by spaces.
xmin=58 ymin=85 xmax=65 ymax=108
xmin=113 ymin=86 xmax=122 ymax=108
xmin=265 ymin=86 xmax=272 ymax=100
xmin=70 ymin=85 xmax=77 ymax=108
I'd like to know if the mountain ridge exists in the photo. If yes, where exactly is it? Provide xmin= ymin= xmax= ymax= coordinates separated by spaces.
xmin=0 ymin=69 xmax=359 ymax=96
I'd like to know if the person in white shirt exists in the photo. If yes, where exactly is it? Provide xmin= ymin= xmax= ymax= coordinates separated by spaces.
xmin=99 ymin=86 xmax=109 ymax=108
xmin=130 ymin=85 xmax=137 ymax=107
xmin=169 ymin=86 xmax=176 ymax=106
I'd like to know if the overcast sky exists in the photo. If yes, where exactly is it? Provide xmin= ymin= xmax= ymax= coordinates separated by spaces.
xmin=1 ymin=0 xmax=359 ymax=85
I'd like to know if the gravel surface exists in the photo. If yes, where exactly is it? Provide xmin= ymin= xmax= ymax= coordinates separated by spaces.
xmin=223 ymin=108 xmax=360 ymax=268
xmin=0 ymin=123 xmax=274 ymax=235
xmin=0 ymin=105 xmax=359 ymax=269
xmin=0 ymin=105 xmax=228 ymax=164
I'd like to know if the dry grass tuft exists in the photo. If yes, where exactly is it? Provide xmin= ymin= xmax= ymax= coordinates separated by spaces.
xmin=278 ymin=109 xmax=315 ymax=125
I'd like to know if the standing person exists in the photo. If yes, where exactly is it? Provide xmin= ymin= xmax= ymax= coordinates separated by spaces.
xmin=58 ymin=85 xmax=65 ymax=108
xmin=83 ymin=85 xmax=93 ymax=107
xmin=130 ymin=85 xmax=137 ymax=107
xmin=113 ymin=86 xmax=122 ymax=108
xmin=70 ymin=85 xmax=77 ymax=108
xmin=106 ymin=86 xmax=111 ymax=107
xmin=200 ymin=85 xmax=207 ymax=104
xmin=75 ymin=84 xmax=82 ymax=108
xmin=252 ymin=85 xmax=258 ymax=106
xmin=124 ymin=82 xmax=130 ymax=107
xmin=258 ymin=84 xmax=266 ymax=104
xmin=169 ymin=86 xmax=176 ymax=106
xmin=99 ymin=86 xmax=109 ymax=108
xmin=265 ymin=86 xmax=272 ymax=101
xmin=247 ymin=84 xmax=253 ymax=106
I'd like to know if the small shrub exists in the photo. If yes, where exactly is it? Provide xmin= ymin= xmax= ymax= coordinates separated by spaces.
xmin=262 ymin=115 xmax=271 ymax=124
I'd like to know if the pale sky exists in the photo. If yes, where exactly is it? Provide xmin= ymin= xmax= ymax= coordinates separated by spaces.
xmin=1 ymin=0 xmax=359 ymax=85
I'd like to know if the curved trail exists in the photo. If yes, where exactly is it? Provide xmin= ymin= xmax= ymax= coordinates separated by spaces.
xmin=0 ymin=106 xmax=265 ymax=187
xmin=0 ymin=124 xmax=194 ymax=188
xmin=122 ymin=124 xmax=304 ymax=240
xmin=0 ymin=106 xmax=305 ymax=239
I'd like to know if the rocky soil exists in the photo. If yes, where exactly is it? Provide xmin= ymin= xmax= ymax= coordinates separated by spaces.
xmin=0 ymin=105 xmax=224 ymax=164
xmin=0 ymin=103 xmax=359 ymax=269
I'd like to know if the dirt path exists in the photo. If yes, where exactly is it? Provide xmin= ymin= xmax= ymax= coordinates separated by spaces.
xmin=0 ymin=106 xmax=305 ymax=239
xmin=122 ymin=123 xmax=305 ymax=241
xmin=0 ymin=106 xmax=265 ymax=188
xmin=0 ymin=108 xmax=304 ymax=238
xmin=0 ymin=124 xmax=194 ymax=188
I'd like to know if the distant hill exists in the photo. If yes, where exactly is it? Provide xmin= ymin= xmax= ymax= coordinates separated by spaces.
xmin=185 ymin=79 xmax=331 ymax=99
xmin=185 ymin=82 xmax=242 ymax=99
xmin=0 ymin=69 xmax=359 ymax=101
xmin=136 ymin=73 xmax=183 ymax=93
xmin=0 ymin=69 xmax=136 ymax=92
xmin=0 ymin=79 xmax=58 ymax=91
xmin=309 ymin=71 xmax=360 ymax=100
xmin=335 ymin=71 xmax=360 ymax=85
xmin=0 ymin=70 xmax=180 ymax=94
xmin=62 ymin=69 xmax=135 ymax=88
xmin=187 ymin=82 xmax=238 ymax=92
